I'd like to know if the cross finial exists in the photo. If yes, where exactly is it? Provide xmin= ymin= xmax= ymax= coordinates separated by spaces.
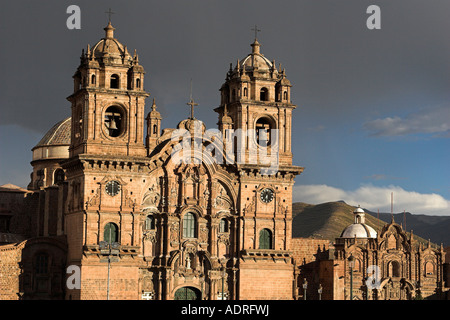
xmin=251 ymin=25 xmax=261 ymax=40
xmin=187 ymin=99 xmax=198 ymax=119
xmin=187 ymin=79 xmax=199 ymax=119
xmin=105 ymin=8 xmax=115 ymax=23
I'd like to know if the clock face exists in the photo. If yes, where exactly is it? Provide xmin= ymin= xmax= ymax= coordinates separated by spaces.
xmin=260 ymin=188 xmax=274 ymax=203
xmin=105 ymin=180 xmax=121 ymax=197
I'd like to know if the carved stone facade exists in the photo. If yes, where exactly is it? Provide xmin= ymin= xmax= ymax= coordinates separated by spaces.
xmin=51 ymin=22 xmax=302 ymax=300
xmin=0 ymin=21 xmax=448 ymax=300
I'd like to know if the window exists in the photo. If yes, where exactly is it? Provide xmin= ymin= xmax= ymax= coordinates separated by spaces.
xmin=388 ymin=261 xmax=401 ymax=277
xmin=91 ymin=74 xmax=96 ymax=85
xmin=35 ymin=253 xmax=49 ymax=274
xmin=104 ymin=222 xmax=119 ymax=243
xmin=110 ymin=74 xmax=120 ymax=89
xmin=283 ymin=91 xmax=288 ymax=100
xmin=425 ymin=262 xmax=434 ymax=277
xmin=255 ymin=117 xmax=272 ymax=146
xmin=136 ymin=78 xmax=141 ymax=89
xmin=104 ymin=106 xmax=124 ymax=137
xmin=183 ymin=212 xmax=196 ymax=238
xmin=260 ymin=87 xmax=268 ymax=101
xmin=243 ymin=87 xmax=248 ymax=97
xmin=259 ymin=228 xmax=272 ymax=249
xmin=219 ymin=218 xmax=228 ymax=233
xmin=153 ymin=124 xmax=158 ymax=135
xmin=54 ymin=169 xmax=65 ymax=184
xmin=145 ymin=215 xmax=155 ymax=230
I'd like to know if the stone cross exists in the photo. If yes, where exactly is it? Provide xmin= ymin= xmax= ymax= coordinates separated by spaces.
xmin=105 ymin=8 xmax=115 ymax=22
xmin=251 ymin=25 xmax=261 ymax=40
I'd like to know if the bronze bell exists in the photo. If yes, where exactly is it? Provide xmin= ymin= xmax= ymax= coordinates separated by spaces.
xmin=109 ymin=117 xmax=118 ymax=130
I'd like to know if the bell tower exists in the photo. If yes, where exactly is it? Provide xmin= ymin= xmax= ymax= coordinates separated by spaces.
xmin=216 ymin=36 xmax=295 ymax=168
xmin=217 ymin=33 xmax=303 ymax=299
xmin=63 ymin=21 xmax=151 ymax=300
xmin=67 ymin=21 xmax=149 ymax=157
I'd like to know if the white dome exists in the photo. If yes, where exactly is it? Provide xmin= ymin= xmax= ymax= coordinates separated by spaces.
xmin=354 ymin=207 xmax=365 ymax=213
xmin=339 ymin=206 xmax=377 ymax=239
xmin=340 ymin=223 xmax=377 ymax=239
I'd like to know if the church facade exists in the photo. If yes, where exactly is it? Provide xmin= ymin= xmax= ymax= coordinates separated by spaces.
xmin=0 ymin=22 xmax=448 ymax=300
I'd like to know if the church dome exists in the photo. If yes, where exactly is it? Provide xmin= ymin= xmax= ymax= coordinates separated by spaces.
xmin=32 ymin=117 xmax=71 ymax=161
xmin=340 ymin=223 xmax=377 ymax=239
xmin=339 ymin=206 xmax=377 ymax=239
xmin=34 ymin=117 xmax=71 ymax=148
xmin=91 ymin=22 xmax=132 ymax=61
xmin=239 ymin=39 xmax=276 ymax=72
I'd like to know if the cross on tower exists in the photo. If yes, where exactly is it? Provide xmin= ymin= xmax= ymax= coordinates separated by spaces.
xmin=187 ymin=79 xmax=198 ymax=119
xmin=187 ymin=99 xmax=198 ymax=120
xmin=251 ymin=25 xmax=261 ymax=40
xmin=105 ymin=8 xmax=115 ymax=22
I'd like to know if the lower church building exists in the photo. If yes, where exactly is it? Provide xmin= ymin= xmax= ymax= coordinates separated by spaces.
xmin=0 ymin=21 xmax=448 ymax=300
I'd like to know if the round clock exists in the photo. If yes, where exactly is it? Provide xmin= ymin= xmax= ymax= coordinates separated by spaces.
xmin=105 ymin=180 xmax=121 ymax=196
xmin=260 ymin=188 xmax=274 ymax=203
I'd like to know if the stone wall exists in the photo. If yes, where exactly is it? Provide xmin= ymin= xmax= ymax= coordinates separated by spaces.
xmin=0 ymin=241 xmax=25 ymax=300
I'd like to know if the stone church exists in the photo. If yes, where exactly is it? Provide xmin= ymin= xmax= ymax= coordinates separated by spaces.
xmin=0 ymin=21 xmax=448 ymax=300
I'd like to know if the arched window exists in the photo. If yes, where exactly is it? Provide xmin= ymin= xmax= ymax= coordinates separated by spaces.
xmin=283 ymin=91 xmax=288 ymax=100
xmin=424 ymin=261 xmax=434 ymax=277
xmin=104 ymin=105 xmax=124 ymax=137
xmin=136 ymin=78 xmax=141 ymax=89
xmin=255 ymin=117 xmax=272 ymax=146
xmin=145 ymin=215 xmax=155 ymax=230
xmin=91 ymin=74 xmax=96 ymax=86
xmin=388 ymin=261 xmax=401 ymax=277
xmin=153 ymin=124 xmax=158 ymax=135
xmin=110 ymin=74 xmax=120 ymax=89
xmin=104 ymin=222 xmax=119 ymax=243
xmin=219 ymin=218 xmax=228 ymax=233
xmin=54 ymin=169 xmax=65 ymax=185
xmin=183 ymin=212 xmax=196 ymax=238
xmin=260 ymin=87 xmax=268 ymax=101
xmin=243 ymin=87 xmax=248 ymax=97
xmin=259 ymin=228 xmax=272 ymax=249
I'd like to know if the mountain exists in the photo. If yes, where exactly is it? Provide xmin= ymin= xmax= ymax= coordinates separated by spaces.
xmin=292 ymin=201 xmax=441 ymax=247
xmin=364 ymin=210 xmax=450 ymax=246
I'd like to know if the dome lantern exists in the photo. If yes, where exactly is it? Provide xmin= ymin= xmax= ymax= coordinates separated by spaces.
xmin=339 ymin=206 xmax=377 ymax=239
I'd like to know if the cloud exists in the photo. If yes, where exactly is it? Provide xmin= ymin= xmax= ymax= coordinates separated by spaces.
xmin=293 ymin=184 xmax=450 ymax=216
xmin=363 ymin=105 xmax=450 ymax=138
xmin=364 ymin=174 xmax=406 ymax=181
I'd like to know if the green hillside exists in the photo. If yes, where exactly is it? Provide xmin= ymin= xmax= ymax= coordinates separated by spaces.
xmin=292 ymin=201 xmax=435 ymax=248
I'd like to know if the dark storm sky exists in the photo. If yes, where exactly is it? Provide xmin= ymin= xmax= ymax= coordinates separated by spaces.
xmin=1 ymin=0 xmax=449 ymax=215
